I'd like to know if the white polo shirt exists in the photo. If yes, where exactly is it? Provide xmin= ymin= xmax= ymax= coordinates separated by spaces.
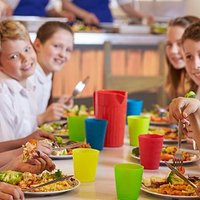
xmin=31 ymin=64 xmax=52 ymax=114
xmin=0 ymin=72 xmax=38 ymax=142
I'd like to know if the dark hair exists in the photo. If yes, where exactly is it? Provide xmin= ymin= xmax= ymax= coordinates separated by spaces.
xmin=36 ymin=21 xmax=74 ymax=44
xmin=182 ymin=21 xmax=200 ymax=44
xmin=165 ymin=16 xmax=199 ymax=98
xmin=181 ymin=21 xmax=200 ymax=93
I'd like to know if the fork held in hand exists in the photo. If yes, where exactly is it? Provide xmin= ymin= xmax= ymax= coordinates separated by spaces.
xmin=173 ymin=121 xmax=183 ymax=167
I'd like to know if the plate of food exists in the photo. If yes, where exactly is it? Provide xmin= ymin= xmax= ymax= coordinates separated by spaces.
xmin=142 ymin=172 xmax=200 ymax=199
xmin=63 ymin=104 xmax=94 ymax=118
xmin=0 ymin=170 xmax=80 ymax=196
xmin=131 ymin=146 xmax=200 ymax=164
xmin=149 ymin=126 xmax=186 ymax=143
xmin=50 ymin=142 xmax=91 ymax=160
xmin=38 ymin=120 xmax=68 ymax=138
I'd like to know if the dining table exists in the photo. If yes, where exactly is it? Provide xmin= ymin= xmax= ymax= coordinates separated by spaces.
xmin=26 ymin=127 xmax=200 ymax=200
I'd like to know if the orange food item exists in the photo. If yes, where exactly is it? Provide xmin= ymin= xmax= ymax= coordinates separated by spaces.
xmin=177 ymin=166 xmax=185 ymax=174
xmin=160 ymin=154 xmax=174 ymax=161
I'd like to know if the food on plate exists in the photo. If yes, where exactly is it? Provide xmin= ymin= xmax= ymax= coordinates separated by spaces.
xmin=150 ymin=114 xmax=169 ymax=124
xmin=142 ymin=173 xmax=200 ymax=196
xmin=63 ymin=104 xmax=94 ymax=117
xmin=51 ymin=143 xmax=91 ymax=156
xmin=22 ymin=139 xmax=37 ymax=162
xmin=0 ymin=169 xmax=78 ymax=192
xmin=71 ymin=22 xmax=101 ymax=32
xmin=132 ymin=146 xmax=195 ymax=162
xmin=39 ymin=121 xmax=68 ymax=136
xmin=149 ymin=127 xmax=179 ymax=140
xmin=0 ymin=170 xmax=23 ymax=184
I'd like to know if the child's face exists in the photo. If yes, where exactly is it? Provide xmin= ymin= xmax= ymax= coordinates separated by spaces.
xmin=0 ymin=39 xmax=36 ymax=81
xmin=183 ymin=39 xmax=200 ymax=86
xmin=165 ymin=26 xmax=185 ymax=69
xmin=34 ymin=29 xmax=73 ymax=75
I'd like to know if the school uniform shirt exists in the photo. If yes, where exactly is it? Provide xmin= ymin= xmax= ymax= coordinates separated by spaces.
xmin=31 ymin=64 xmax=52 ymax=115
xmin=0 ymin=72 xmax=38 ymax=142
xmin=12 ymin=0 xmax=49 ymax=16
xmin=72 ymin=0 xmax=113 ymax=22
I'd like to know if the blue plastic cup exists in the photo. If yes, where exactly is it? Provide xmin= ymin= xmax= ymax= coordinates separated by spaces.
xmin=127 ymin=99 xmax=143 ymax=116
xmin=85 ymin=118 xmax=108 ymax=151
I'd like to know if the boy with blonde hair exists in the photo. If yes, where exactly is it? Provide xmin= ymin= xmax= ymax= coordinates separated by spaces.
xmin=0 ymin=19 xmax=38 ymax=141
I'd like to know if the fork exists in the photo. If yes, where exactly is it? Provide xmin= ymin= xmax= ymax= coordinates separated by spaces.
xmin=173 ymin=121 xmax=183 ymax=167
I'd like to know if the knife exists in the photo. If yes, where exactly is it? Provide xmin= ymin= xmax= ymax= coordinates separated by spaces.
xmin=165 ymin=162 xmax=197 ymax=189
xmin=23 ymin=175 xmax=74 ymax=192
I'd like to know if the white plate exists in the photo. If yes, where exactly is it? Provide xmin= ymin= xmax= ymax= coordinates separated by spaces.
xmin=24 ymin=179 xmax=80 ymax=196
xmin=49 ymin=154 xmax=73 ymax=160
xmin=141 ymin=185 xmax=199 ymax=199
xmin=131 ymin=146 xmax=200 ymax=165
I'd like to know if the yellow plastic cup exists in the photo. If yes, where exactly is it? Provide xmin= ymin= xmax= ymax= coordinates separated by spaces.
xmin=73 ymin=148 xmax=99 ymax=182
xmin=127 ymin=116 xmax=150 ymax=146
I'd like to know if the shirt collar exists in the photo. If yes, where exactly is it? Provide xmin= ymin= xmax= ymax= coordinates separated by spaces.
xmin=0 ymin=71 xmax=35 ymax=94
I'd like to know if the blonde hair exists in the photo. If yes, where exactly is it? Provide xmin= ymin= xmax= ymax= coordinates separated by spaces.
xmin=0 ymin=19 xmax=30 ymax=51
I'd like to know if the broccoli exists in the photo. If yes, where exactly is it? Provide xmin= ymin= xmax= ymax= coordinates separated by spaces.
xmin=185 ymin=91 xmax=196 ymax=98
xmin=0 ymin=171 xmax=23 ymax=185
xmin=167 ymin=171 xmax=184 ymax=184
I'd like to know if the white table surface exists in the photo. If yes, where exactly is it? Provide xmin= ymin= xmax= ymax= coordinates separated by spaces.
xmin=26 ymin=132 xmax=200 ymax=200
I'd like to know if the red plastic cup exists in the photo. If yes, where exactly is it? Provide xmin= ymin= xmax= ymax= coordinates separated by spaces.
xmin=139 ymin=134 xmax=164 ymax=169
xmin=94 ymin=90 xmax=127 ymax=147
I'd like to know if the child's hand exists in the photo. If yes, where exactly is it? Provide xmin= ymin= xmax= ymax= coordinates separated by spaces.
xmin=0 ymin=182 xmax=24 ymax=200
xmin=37 ymin=103 xmax=67 ymax=124
xmin=168 ymin=97 xmax=200 ymax=123
xmin=58 ymin=95 xmax=74 ymax=109
xmin=2 ymin=151 xmax=55 ymax=174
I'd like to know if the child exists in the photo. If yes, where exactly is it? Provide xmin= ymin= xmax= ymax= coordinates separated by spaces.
xmin=182 ymin=21 xmax=200 ymax=99
xmin=165 ymin=16 xmax=199 ymax=99
xmin=32 ymin=21 xmax=74 ymax=125
xmin=0 ymin=19 xmax=39 ymax=141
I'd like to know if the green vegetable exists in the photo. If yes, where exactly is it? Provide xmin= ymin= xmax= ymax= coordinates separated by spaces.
xmin=167 ymin=171 xmax=184 ymax=184
xmin=185 ymin=91 xmax=196 ymax=98
xmin=55 ymin=136 xmax=63 ymax=144
xmin=38 ymin=124 xmax=54 ymax=133
xmin=0 ymin=171 xmax=23 ymax=185
xmin=54 ymin=169 xmax=62 ymax=178
xmin=132 ymin=147 xmax=139 ymax=157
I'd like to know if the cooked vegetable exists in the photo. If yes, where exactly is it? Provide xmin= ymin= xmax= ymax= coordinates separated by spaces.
xmin=185 ymin=91 xmax=196 ymax=98
xmin=167 ymin=171 xmax=184 ymax=184
xmin=0 ymin=170 xmax=23 ymax=184
xmin=55 ymin=136 xmax=63 ymax=145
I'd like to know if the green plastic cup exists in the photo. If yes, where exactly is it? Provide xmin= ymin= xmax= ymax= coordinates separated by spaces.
xmin=68 ymin=116 xmax=87 ymax=142
xmin=73 ymin=148 xmax=99 ymax=182
xmin=127 ymin=116 xmax=150 ymax=146
xmin=115 ymin=163 xmax=144 ymax=200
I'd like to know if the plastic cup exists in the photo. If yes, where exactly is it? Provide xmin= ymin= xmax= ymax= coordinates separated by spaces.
xmin=85 ymin=118 xmax=107 ymax=151
xmin=115 ymin=163 xmax=144 ymax=200
xmin=73 ymin=148 xmax=99 ymax=182
xmin=139 ymin=134 xmax=164 ymax=170
xmin=127 ymin=99 xmax=143 ymax=116
xmin=68 ymin=116 xmax=87 ymax=142
xmin=127 ymin=116 xmax=150 ymax=146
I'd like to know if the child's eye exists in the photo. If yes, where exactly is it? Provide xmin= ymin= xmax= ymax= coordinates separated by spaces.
xmin=185 ymin=55 xmax=193 ymax=61
xmin=165 ymin=42 xmax=172 ymax=48
xmin=65 ymin=48 xmax=72 ymax=53
xmin=9 ymin=54 xmax=19 ymax=60
xmin=24 ymin=46 xmax=31 ymax=52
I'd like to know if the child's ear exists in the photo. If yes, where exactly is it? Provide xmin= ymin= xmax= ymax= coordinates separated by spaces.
xmin=33 ymin=38 xmax=42 ymax=52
